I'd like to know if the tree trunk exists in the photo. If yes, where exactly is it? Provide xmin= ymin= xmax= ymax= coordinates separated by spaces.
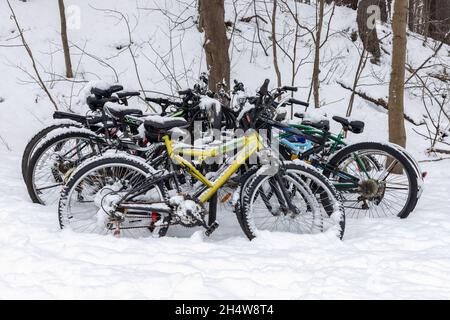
xmin=408 ymin=0 xmax=417 ymax=31
xmin=58 ymin=0 xmax=73 ymax=78
xmin=428 ymin=0 xmax=450 ymax=44
xmin=357 ymin=0 xmax=388 ymax=64
xmin=272 ymin=0 xmax=282 ymax=88
xmin=324 ymin=0 xmax=358 ymax=9
xmin=388 ymin=0 xmax=408 ymax=148
xmin=198 ymin=0 xmax=230 ymax=92
xmin=312 ymin=0 xmax=325 ymax=108
xmin=408 ymin=0 xmax=450 ymax=44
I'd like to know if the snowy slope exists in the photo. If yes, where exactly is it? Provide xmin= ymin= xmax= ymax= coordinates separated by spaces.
xmin=1 ymin=0 xmax=450 ymax=299
xmin=1 ymin=152 xmax=450 ymax=299
xmin=1 ymin=0 xmax=449 ymax=155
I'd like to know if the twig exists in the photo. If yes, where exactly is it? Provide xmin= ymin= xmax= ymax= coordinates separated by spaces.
xmin=429 ymin=148 xmax=450 ymax=155
xmin=337 ymin=81 xmax=425 ymax=126
xmin=7 ymin=0 xmax=59 ymax=110
xmin=71 ymin=42 xmax=120 ymax=83
xmin=405 ymin=31 xmax=450 ymax=85
xmin=69 ymin=41 xmax=87 ymax=110
xmin=419 ymin=157 xmax=450 ymax=163
xmin=89 ymin=6 xmax=155 ymax=112
xmin=0 ymin=133 xmax=12 ymax=152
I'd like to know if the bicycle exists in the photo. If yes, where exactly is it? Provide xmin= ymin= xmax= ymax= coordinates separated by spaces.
xmin=21 ymin=85 xmax=142 ymax=182
xmin=236 ymin=79 xmax=422 ymax=219
xmin=58 ymin=113 xmax=345 ymax=240
xmin=24 ymin=82 xmax=225 ymax=205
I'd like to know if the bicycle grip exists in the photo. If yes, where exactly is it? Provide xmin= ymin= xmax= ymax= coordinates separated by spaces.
xmin=178 ymin=89 xmax=192 ymax=96
xmin=282 ymin=86 xmax=298 ymax=92
xmin=289 ymin=98 xmax=309 ymax=107
xmin=146 ymin=97 xmax=169 ymax=105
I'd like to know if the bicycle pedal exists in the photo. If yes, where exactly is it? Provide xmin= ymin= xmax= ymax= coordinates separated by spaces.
xmin=158 ymin=216 xmax=170 ymax=237
xmin=205 ymin=221 xmax=219 ymax=237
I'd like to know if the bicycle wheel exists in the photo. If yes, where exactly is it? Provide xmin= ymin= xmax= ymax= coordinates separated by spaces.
xmin=21 ymin=122 xmax=82 ymax=181
xmin=59 ymin=153 xmax=167 ymax=238
xmin=238 ymin=162 xmax=345 ymax=240
xmin=326 ymin=142 xmax=418 ymax=219
xmin=25 ymin=128 xmax=103 ymax=205
xmin=385 ymin=142 xmax=424 ymax=211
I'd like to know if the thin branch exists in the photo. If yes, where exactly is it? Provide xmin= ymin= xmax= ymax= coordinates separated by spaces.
xmin=337 ymin=81 xmax=425 ymax=126
xmin=71 ymin=42 xmax=120 ymax=83
xmin=89 ymin=6 xmax=155 ymax=112
xmin=405 ymin=31 xmax=450 ymax=85
xmin=7 ymin=0 xmax=59 ymax=110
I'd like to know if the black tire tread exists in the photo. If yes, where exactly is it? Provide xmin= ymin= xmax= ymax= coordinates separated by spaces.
xmin=326 ymin=142 xmax=418 ymax=218
xmin=237 ymin=162 xmax=345 ymax=240
xmin=58 ymin=155 xmax=167 ymax=230
xmin=25 ymin=129 xmax=102 ymax=204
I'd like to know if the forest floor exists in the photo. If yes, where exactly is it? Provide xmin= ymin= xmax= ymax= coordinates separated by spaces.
xmin=1 ymin=150 xmax=450 ymax=299
xmin=1 ymin=0 xmax=450 ymax=299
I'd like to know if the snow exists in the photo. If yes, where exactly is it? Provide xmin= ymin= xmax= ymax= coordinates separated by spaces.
xmin=1 ymin=0 xmax=450 ymax=299
xmin=104 ymin=102 xmax=142 ymax=113
xmin=2 ymin=151 xmax=450 ymax=299
xmin=140 ymin=114 xmax=187 ymax=125
xmin=199 ymin=96 xmax=222 ymax=114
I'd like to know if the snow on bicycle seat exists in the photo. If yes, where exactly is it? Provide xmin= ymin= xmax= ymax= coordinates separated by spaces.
xmin=143 ymin=115 xmax=188 ymax=130
xmin=105 ymin=104 xmax=143 ymax=119
xmin=332 ymin=116 xmax=365 ymax=134
xmin=295 ymin=113 xmax=330 ymax=131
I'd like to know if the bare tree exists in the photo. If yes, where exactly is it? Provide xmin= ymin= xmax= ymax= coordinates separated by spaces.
xmin=58 ymin=0 xmax=73 ymax=78
xmin=90 ymin=6 xmax=156 ymax=112
xmin=427 ymin=0 xmax=450 ymax=44
xmin=6 ymin=0 xmax=59 ymax=110
xmin=346 ymin=46 xmax=369 ymax=116
xmin=198 ymin=0 xmax=231 ymax=91
xmin=280 ymin=0 xmax=335 ymax=109
xmin=271 ymin=0 xmax=282 ymax=88
xmin=408 ymin=0 xmax=450 ymax=44
xmin=357 ymin=0 xmax=388 ymax=64
xmin=325 ymin=0 xmax=358 ymax=9
xmin=312 ymin=0 xmax=325 ymax=108
xmin=388 ymin=0 xmax=408 ymax=147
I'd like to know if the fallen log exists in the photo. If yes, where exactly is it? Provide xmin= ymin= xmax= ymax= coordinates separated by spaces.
xmin=337 ymin=81 xmax=425 ymax=126
xmin=430 ymin=148 xmax=450 ymax=155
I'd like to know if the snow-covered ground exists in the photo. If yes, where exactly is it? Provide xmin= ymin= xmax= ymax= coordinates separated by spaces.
xmin=1 ymin=150 xmax=450 ymax=299
xmin=1 ymin=0 xmax=450 ymax=299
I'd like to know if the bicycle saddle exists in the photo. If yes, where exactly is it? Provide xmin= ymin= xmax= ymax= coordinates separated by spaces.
xmin=302 ymin=119 xmax=330 ymax=131
xmin=294 ymin=113 xmax=330 ymax=131
xmin=91 ymin=85 xmax=124 ymax=98
xmin=105 ymin=104 xmax=143 ymax=119
xmin=144 ymin=116 xmax=188 ymax=131
xmin=332 ymin=116 xmax=365 ymax=134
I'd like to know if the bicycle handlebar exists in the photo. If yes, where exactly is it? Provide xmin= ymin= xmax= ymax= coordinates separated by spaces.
xmin=146 ymin=97 xmax=169 ymax=104
xmin=117 ymin=91 xmax=140 ymax=98
xmin=289 ymin=98 xmax=309 ymax=107
xmin=281 ymin=86 xmax=298 ymax=92
xmin=178 ymin=89 xmax=192 ymax=96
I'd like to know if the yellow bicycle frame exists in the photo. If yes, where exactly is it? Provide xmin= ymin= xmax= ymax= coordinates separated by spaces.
xmin=163 ymin=131 xmax=265 ymax=203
